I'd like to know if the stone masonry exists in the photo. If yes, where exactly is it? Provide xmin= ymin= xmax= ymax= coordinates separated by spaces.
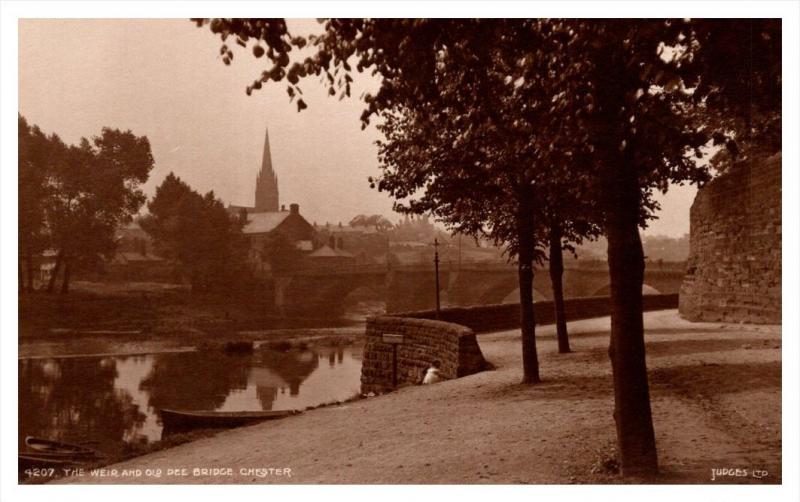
xmin=679 ymin=152 xmax=781 ymax=324
xmin=361 ymin=316 xmax=488 ymax=394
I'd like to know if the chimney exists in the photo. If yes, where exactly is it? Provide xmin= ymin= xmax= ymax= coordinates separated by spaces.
xmin=290 ymin=203 xmax=299 ymax=215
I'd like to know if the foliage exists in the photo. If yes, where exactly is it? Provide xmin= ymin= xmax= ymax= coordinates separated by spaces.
xmin=48 ymin=129 xmax=152 ymax=266
xmin=18 ymin=116 xmax=53 ymax=265
xmin=261 ymin=231 xmax=303 ymax=271
xmin=194 ymin=17 xmax=781 ymax=475
xmin=386 ymin=215 xmax=446 ymax=243
xmin=576 ymin=234 xmax=691 ymax=263
xmin=685 ymin=19 xmax=781 ymax=156
xmin=139 ymin=173 xmax=248 ymax=292
xmin=348 ymin=214 xmax=394 ymax=232
xmin=18 ymin=116 xmax=154 ymax=292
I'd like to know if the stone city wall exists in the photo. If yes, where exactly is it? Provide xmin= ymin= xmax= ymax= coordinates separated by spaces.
xmin=679 ymin=153 xmax=781 ymax=324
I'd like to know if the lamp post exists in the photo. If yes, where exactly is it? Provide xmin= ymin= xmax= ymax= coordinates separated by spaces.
xmin=458 ymin=233 xmax=462 ymax=271
xmin=433 ymin=238 xmax=441 ymax=317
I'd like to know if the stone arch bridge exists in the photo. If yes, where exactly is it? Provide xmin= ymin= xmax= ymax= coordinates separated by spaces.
xmin=272 ymin=262 xmax=685 ymax=316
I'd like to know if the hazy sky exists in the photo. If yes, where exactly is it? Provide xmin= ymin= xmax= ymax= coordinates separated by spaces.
xmin=19 ymin=18 xmax=696 ymax=237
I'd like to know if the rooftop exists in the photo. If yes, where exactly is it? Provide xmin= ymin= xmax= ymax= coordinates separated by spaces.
xmin=308 ymin=244 xmax=354 ymax=258
xmin=242 ymin=212 xmax=290 ymax=234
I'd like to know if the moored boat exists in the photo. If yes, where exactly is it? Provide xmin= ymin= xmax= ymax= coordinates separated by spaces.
xmin=159 ymin=408 xmax=298 ymax=431
xmin=19 ymin=453 xmax=83 ymax=470
xmin=25 ymin=436 xmax=97 ymax=457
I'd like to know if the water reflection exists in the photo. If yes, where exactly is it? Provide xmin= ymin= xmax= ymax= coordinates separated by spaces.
xmin=19 ymin=346 xmax=362 ymax=456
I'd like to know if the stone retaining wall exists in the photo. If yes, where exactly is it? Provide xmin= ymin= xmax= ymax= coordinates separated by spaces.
xmin=679 ymin=153 xmax=781 ymax=324
xmin=396 ymin=294 xmax=679 ymax=333
xmin=360 ymin=294 xmax=678 ymax=393
xmin=361 ymin=316 xmax=487 ymax=394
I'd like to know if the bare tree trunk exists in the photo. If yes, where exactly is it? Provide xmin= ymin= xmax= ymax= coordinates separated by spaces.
xmin=605 ymin=166 xmax=658 ymax=477
xmin=517 ymin=193 xmax=540 ymax=384
xmin=47 ymin=251 xmax=63 ymax=293
xmin=19 ymin=258 xmax=25 ymax=293
xmin=60 ymin=258 xmax=71 ymax=294
xmin=549 ymin=224 xmax=570 ymax=353
xmin=26 ymin=251 xmax=35 ymax=292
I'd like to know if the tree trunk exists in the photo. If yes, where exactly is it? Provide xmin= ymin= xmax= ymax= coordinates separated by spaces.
xmin=26 ymin=251 xmax=35 ymax=292
xmin=605 ymin=167 xmax=658 ymax=477
xmin=47 ymin=251 xmax=63 ymax=293
xmin=517 ymin=194 xmax=540 ymax=384
xmin=19 ymin=258 xmax=25 ymax=293
xmin=549 ymin=225 xmax=570 ymax=353
xmin=60 ymin=259 xmax=71 ymax=294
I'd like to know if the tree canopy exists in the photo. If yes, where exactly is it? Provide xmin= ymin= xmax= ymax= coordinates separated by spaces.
xmin=139 ymin=173 xmax=248 ymax=292
xmin=195 ymin=17 xmax=781 ymax=477
xmin=18 ymin=116 xmax=154 ymax=293
xmin=348 ymin=214 xmax=394 ymax=232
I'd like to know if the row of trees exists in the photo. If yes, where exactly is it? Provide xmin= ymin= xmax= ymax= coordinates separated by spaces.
xmin=138 ymin=173 xmax=249 ymax=292
xmin=197 ymin=18 xmax=780 ymax=476
xmin=18 ymin=116 xmax=154 ymax=293
xmin=18 ymin=116 xmax=266 ymax=295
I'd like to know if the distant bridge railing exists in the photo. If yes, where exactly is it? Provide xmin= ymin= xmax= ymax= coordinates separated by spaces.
xmin=392 ymin=294 xmax=680 ymax=334
xmin=273 ymin=262 xmax=517 ymax=277
xmin=274 ymin=260 xmax=685 ymax=278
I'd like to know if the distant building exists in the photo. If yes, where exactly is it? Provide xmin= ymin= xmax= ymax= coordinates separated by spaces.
xmin=107 ymin=250 xmax=172 ymax=282
xmin=254 ymin=128 xmax=280 ymax=212
xmin=31 ymin=249 xmax=59 ymax=288
xmin=313 ymin=222 xmax=389 ymax=263
xmin=227 ymin=127 xmax=280 ymax=216
xmin=243 ymin=203 xmax=315 ymax=274
xmin=223 ymin=126 xmax=317 ymax=274
xmin=105 ymin=222 xmax=173 ymax=282
xmin=115 ymin=222 xmax=152 ymax=255
xmin=305 ymin=243 xmax=355 ymax=268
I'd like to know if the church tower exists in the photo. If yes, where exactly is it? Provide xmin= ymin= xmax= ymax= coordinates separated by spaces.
xmin=254 ymin=127 xmax=279 ymax=212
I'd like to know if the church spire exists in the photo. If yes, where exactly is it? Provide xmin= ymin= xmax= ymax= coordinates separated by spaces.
xmin=254 ymin=127 xmax=279 ymax=212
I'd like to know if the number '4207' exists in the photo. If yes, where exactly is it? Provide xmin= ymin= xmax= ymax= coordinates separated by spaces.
xmin=24 ymin=468 xmax=56 ymax=477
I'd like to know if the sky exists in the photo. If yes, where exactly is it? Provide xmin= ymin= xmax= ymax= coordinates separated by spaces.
xmin=18 ymin=18 xmax=696 ymax=237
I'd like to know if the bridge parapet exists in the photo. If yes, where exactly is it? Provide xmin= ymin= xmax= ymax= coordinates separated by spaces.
xmin=271 ymin=261 xmax=685 ymax=316
xmin=397 ymin=294 xmax=679 ymax=334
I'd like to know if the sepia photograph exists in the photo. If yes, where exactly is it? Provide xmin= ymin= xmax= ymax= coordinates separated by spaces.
xmin=2 ymin=2 xmax=798 ymax=500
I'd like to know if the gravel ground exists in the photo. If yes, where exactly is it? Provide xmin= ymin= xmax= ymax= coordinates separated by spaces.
xmin=54 ymin=309 xmax=781 ymax=485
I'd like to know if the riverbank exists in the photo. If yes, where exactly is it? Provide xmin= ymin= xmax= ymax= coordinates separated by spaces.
xmin=19 ymin=281 xmax=369 ymax=358
xmin=19 ymin=280 xmax=364 ymax=338
xmin=54 ymin=310 xmax=781 ymax=484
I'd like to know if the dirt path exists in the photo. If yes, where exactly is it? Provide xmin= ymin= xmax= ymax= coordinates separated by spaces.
xmin=55 ymin=310 xmax=781 ymax=484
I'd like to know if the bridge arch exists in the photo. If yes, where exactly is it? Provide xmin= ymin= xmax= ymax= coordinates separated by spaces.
xmin=499 ymin=287 xmax=549 ymax=304
xmin=476 ymin=276 xmax=525 ymax=305
xmin=591 ymin=283 xmax=662 ymax=297
xmin=342 ymin=284 xmax=385 ymax=305
xmin=275 ymin=271 xmax=386 ymax=316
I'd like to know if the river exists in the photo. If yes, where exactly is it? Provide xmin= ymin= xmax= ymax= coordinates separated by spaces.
xmin=19 ymin=345 xmax=363 ymax=460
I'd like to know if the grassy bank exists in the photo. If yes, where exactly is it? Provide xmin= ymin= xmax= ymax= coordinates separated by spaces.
xmin=19 ymin=281 xmax=360 ymax=340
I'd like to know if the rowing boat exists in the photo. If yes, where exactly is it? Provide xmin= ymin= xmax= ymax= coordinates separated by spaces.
xmin=19 ymin=453 xmax=83 ymax=470
xmin=25 ymin=436 xmax=96 ymax=457
xmin=159 ymin=408 xmax=298 ymax=431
